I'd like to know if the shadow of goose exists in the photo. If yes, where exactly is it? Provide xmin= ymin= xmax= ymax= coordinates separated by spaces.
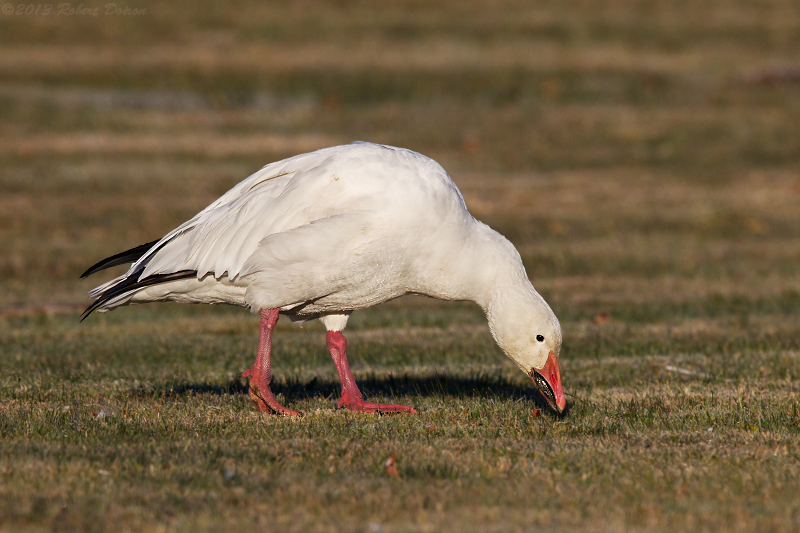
xmin=131 ymin=373 xmax=569 ymax=416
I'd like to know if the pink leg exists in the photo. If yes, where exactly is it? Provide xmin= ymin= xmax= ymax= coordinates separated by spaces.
xmin=327 ymin=331 xmax=417 ymax=414
xmin=242 ymin=309 xmax=301 ymax=416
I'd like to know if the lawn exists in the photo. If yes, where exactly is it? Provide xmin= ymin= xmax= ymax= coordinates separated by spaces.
xmin=1 ymin=1 xmax=800 ymax=531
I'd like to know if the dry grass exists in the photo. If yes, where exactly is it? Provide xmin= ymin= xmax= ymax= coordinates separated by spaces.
xmin=1 ymin=1 xmax=800 ymax=532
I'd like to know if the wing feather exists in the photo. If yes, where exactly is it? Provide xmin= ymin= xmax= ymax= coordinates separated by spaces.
xmin=133 ymin=146 xmax=355 ymax=281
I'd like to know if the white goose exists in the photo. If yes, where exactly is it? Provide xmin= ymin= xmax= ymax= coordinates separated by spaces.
xmin=82 ymin=142 xmax=566 ymax=414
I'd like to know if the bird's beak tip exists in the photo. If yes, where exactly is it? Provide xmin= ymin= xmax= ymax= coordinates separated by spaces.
xmin=530 ymin=350 xmax=566 ymax=414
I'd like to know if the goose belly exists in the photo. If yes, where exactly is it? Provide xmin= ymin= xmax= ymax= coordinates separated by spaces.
xmin=284 ymin=283 xmax=408 ymax=317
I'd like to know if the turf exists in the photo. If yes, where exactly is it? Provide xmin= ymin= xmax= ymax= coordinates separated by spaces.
xmin=1 ymin=1 xmax=800 ymax=532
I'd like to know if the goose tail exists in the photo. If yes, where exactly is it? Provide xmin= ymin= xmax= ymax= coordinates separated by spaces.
xmin=81 ymin=240 xmax=196 ymax=321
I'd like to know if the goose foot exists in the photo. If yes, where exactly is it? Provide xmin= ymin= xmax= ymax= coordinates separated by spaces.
xmin=243 ymin=369 xmax=302 ymax=416
xmin=327 ymin=330 xmax=417 ymax=415
xmin=337 ymin=396 xmax=417 ymax=414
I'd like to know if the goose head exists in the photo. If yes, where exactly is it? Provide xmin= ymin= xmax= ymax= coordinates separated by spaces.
xmin=484 ymin=277 xmax=566 ymax=414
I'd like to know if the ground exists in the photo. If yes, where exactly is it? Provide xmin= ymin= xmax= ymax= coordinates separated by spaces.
xmin=1 ymin=1 xmax=799 ymax=532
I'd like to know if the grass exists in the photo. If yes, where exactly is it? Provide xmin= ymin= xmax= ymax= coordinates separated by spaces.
xmin=2 ymin=304 xmax=799 ymax=532
xmin=1 ymin=0 xmax=800 ymax=531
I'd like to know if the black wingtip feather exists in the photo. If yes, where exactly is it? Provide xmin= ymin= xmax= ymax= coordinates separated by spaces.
xmin=80 ymin=269 xmax=197 ymax=322
xmin=80 ymin=240 xmax=161 ymax=279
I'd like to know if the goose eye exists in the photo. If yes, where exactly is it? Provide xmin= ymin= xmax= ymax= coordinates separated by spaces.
xmin=536 ymin=335 xmax=544 ymax=342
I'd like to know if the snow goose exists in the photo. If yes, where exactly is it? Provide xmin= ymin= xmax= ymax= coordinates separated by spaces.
xmin=82 ymin=142 xmax=566 ymax=414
